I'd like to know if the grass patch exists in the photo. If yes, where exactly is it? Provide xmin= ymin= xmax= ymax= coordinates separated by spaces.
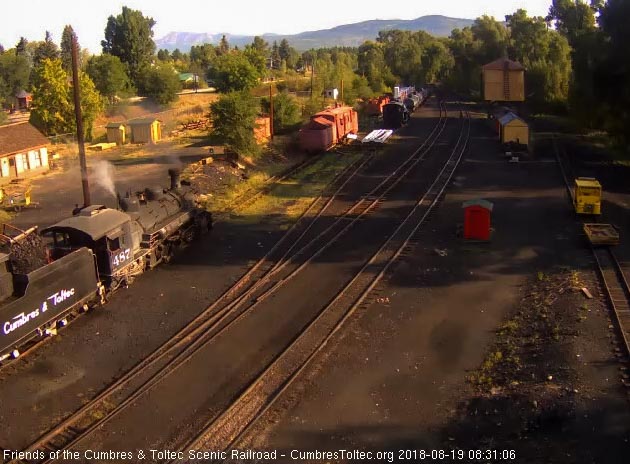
xmin=232 ymin=152 xmax=361 ymax=225
xmin=0 ymin=210 xmax=14 ymax=223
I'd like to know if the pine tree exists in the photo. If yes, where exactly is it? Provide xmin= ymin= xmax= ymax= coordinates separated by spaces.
xmin=60 ymin=25 xmax=75 ymax=71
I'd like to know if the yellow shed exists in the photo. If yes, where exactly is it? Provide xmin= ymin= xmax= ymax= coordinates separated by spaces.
xmin=482 ymin=58 xmax=525 ymax=102
xmin=128 ymin=118 xmax=162 ymax=144
xmin=105 ymin=122 xmax=126 ymax=145
xmin=498 ymin=112 xmax=529 ymax=146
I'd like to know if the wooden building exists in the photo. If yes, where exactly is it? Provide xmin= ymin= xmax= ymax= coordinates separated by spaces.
xmin=105 ymin=122 xmax=126 ymax=146
xmin=0 ymin=122 xmax=50 ymax=182
xmin=128 ymin=118 xmax=161 ymax=144
xmin=482 ymin=58 xmax=525 ymax=102
xmin=498 ymin=112 xmax=529 ymax=146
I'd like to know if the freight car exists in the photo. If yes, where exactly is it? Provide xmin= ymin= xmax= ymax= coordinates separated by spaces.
xmin=0 ymin=169 xmax=212 ymax=362
xmin=42 ymin=169 xmax=213 ymax=290
xmin=299 ymin=106 xmax=359 ymax=154
xmin=365 ymin=96 xmax=390 ymax=116
xmin=382 ymin=101 xmax=410 ymax=129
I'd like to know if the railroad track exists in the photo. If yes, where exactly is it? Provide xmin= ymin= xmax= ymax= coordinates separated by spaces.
xmin=553 ymin=135 xmax=630 ymax=380
xmin=172 ymin=110 xmax=471 ymax=461
xmin=6 ymin=101 xmax=449 ymax=464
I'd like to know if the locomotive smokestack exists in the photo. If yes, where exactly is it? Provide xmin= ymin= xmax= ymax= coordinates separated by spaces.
xmin=168 ymin=168 xmax=181 ymax=190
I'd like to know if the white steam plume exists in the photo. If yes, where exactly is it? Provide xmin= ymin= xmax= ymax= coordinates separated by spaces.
xmin=91 ymin=160 xmax=116 ymax=197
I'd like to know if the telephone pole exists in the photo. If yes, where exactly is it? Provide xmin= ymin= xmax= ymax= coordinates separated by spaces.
xmin=269 ymin=84 xmax=274 ymax=141
xmin=71 ymin=31 xmax=90 ymax=207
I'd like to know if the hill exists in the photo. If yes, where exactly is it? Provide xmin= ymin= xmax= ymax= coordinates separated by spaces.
xmin=155 ymin=15 xmax=474 ymax=51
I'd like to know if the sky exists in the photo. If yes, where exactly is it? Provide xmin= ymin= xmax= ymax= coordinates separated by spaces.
xmin=0 ymin=0 xmax=553 ymax=53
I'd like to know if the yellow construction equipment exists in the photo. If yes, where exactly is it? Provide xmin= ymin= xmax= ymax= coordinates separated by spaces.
xmin=0 ymin=180 xmax=35 ymax=212
xmin=574 ymin=177 xmax=601 ymax=215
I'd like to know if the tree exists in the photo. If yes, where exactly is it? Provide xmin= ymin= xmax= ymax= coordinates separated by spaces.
xmin=262 ymin=92 xmax=301 ymax=132
xmin=33 ymin=31 xmax=60 ymax=67
xmin=207 ymin=52 xmax=261 ymax=92
xmin=15 ymin=37 xmax=28 ymax=57
xmin=0 ymin=52 xmax=31 ymax=103
xmin=506 ymin=9 xmax=572 ymax=107
xmin=29 ymin=58 xmax=103 ymax=139
xmin=251 ymin=36 xmax=268 ymax=55
xmin=279 ymin=39 xmax=291 ymax=62
xmin=597 ymin=0 xmax=630 ymax=141
xmin=171 ymin=49 xmax=183 ymax=61
xmin=243 ymin=45 xmax=267 ymax=75
xmin=102 ymin=6 xmax=156 ymax=85
xmin=86 ymin=54 xmax=131 ymax=102
xmin=60 ymin=25 xmax=75 ymax=71
xmin=0 ymin=44 xmax=4 ymax=54
xmin=137 ymin=62 xmax=181 ymax=104
xmin=210 ymin=91 xmax=260 ymax=155
xmin=157 ymin=49 xmax=171 ymax=61
xmin=190 ymin=44 xmax=216 ymax=75
xmin=218 ymin=35 xmax=230 ymax=55
xmin=270 ymin=41 xmax=280 ymax=69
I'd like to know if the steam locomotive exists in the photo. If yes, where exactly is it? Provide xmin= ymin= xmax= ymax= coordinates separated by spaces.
xmin=0 ymin=169 xmax=212 ymax=362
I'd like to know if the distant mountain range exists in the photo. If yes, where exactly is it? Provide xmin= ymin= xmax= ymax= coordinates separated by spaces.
xmin=155 ymin=15 xmax=474 ymax=52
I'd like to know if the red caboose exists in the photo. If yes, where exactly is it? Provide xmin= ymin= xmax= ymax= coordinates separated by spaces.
xmin=298 ymin=117 xmax=335 ymax=154
xmin=298 ymin=106 xmax=358 ymax=153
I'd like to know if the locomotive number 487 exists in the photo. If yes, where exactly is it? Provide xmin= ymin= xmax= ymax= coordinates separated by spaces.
xmin=111 ymin=249 xmax=131 ymax=267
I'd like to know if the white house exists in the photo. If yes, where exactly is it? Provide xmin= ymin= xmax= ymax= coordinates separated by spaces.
xmin=0 ymin=122 xmax=50 ymax=183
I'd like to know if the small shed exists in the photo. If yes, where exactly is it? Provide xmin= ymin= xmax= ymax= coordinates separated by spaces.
xmin=128 ymin=118 xmax=161 ymax=144
xmin=462 ymin=199 xmax=493 ymax=241
xmin=498 ymin=112 xmax=529 ymax=146
xmin=324 ymin=88 xmax=339 ymax=100
xmin=105 ymin=122 xmax=126 ymax=146
xmin=482 ymin=58 xmax=525 ymax=102
xmin=15 ymin=90 xmax=32 ymax=110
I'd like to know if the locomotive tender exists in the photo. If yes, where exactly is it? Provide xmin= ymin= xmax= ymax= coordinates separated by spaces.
xmin=1 ymin=169 xmax=212 ymax=362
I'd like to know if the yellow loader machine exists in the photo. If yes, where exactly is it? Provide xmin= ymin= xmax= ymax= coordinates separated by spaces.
xmin=0 ymin=180 xmax=36 ymax=212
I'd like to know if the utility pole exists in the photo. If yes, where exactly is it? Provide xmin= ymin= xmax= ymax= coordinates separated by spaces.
xmin=340 ymin=79 xmax=344 ymax=103
xmin=71 ymin=32 xmax=90 ymax=207
xmin=310 ymin=59 xmax=314 ymax=100
xmin=269 ymin=84 xmax=274 ymax=141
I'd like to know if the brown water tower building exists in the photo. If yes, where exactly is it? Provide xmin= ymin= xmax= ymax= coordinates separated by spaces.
xmin=482 ymin=58 xmax=525 ymax=102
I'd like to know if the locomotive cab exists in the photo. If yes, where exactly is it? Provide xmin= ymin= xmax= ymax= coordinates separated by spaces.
xmin=42 ymin=205 xmax=141 ymax=280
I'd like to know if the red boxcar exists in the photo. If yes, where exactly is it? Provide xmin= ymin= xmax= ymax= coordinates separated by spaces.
xmin=365 ymin=96 xmax=390 ymax=116
xmin=299 ymin=106 xmax=358 ymax=153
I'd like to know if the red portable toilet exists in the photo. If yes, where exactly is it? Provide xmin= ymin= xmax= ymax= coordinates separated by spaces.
xmin=462 ymin=199 xmax=493 ymax=241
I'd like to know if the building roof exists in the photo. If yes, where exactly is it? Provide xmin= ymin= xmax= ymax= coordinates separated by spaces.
xmin=575 ymin=177 xmax=601 ymax=188
xmin=178 ymin=73 xmax=195 ymax=81
xmin=15 ymin=90 xmax=32 ymax=99
xmin=0 ymin=122 xmax=49 ymax=157
xmin=105 ymin=122 xmax=126 ymax=129
xmin=482 ymin=58 xmax=525 ymax=71
xmin=127 ymin=118 xmax=161 ymax=126
xmin=498 ymin=112 xmax=527 ymax=127
xmin=43 ymin=206 xmax=130 ymax=241
xmin=462 ymin=199 xmax=494 ymax=211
